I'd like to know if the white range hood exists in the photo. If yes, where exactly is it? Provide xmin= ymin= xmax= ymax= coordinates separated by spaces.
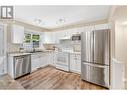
xmin=60 ymin=36 xmax=71 ymax=40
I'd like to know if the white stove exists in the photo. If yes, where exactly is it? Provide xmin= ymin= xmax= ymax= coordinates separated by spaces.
xmin=55 ymin=51 xmax=70 ymax=71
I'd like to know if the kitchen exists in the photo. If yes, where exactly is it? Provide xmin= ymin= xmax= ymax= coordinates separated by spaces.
xmin=0 ymin=6 xmax=126 ymax=90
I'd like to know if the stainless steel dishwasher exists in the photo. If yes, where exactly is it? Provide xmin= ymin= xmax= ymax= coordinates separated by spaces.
xmin=14 ymin=54 xmax=31 ymax=79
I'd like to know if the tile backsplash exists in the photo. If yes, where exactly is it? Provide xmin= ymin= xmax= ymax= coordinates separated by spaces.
xmin=7 ymin=43 xmax=20 ymax=53
xmin=73 ymin=43 xmax=81 ymax=52
xmin=58 ymin=40 xmax=81 ymax=52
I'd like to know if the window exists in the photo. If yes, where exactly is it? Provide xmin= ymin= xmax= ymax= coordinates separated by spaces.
xmin=23 ymin=33 xmax=40 ymax=48
xmin=32 ymin=34 xmax=40 ymax=48
xmin=32 ymin=34 xmax=40 ymax=41
xmin=24 ymin=33 xmax=31 ymax=43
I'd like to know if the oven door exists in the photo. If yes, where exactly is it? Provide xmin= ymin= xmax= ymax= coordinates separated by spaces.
xmin=55 ymin=52 xmax=69 ymax=71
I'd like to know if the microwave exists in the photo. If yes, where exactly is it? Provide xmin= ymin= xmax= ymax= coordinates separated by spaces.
xmin=72 ymin=34 xmax=81 ymax=41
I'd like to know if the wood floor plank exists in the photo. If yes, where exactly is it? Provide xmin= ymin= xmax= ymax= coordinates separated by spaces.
xmin=16 ymin=66 xmax=108 ymax=90
xmin=33 ymin=70 xmax=63 ymax=89
xmin=18 ymin=66 xmax=53 ymax=83
xmin=20 ymin=68 xmax=52 ymax=86
xmin=22 ymin=67 xmax=58 ymax=89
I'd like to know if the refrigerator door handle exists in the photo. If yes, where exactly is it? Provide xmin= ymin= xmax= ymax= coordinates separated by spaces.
xmin=90 ymin=31 xmax=94 ymax=62
xmin=82 ymin=62 xmax=108 ymax=68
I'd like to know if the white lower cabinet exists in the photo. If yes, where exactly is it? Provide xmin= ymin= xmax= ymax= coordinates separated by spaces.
xmin=40 ymin=53 xmax=47 ymax=67
xmin=70 ymin=53 xmax=81 ymax=74
xmin=31 ymin=53 xmax=47 ymax=72
xmin=52 ymin=52 xmax=56 ymax=64
xmin=46 ymin=52 xmax=54 ymax=66
xmin=31 ymin=54 xmax=41 ymax=71
xmin=31 ymin=52 xmax=54 ymax=72
xmin=31 ymin=52 xmax=81 ymax=74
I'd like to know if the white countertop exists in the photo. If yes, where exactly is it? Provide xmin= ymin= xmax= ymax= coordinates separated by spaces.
xmin=69 ymin=51 xmax=81 ymax=54
xmin=8 ymin=52 xmax=31 ymax=57
xmin=53 ymin=51 xmax=81 ymax=54
xmin=8 ymin=50 xmax=81 ymax=56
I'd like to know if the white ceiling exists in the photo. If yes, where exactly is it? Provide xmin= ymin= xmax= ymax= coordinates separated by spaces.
xmin=14 ymin=6 xmax=111 ymax=29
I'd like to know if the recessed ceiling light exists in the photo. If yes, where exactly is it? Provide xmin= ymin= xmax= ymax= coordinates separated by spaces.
xmin=34 ymin=19 xmax=45 ymax=25
xmin=56 ymin=18 xmax=66 ymax=24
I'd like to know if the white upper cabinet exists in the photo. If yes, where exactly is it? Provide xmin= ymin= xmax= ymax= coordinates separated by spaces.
xmin=54 ymin=28 xmax=82 ymax=43
xmin=42 ymin=23 xmax=110 ymax=44
xmin=94 ymin=23 xmax=109 ymax=30
xmin=85 ymin=25 xmax=95 ymax=32
xmin=53 ymin=32 xmax=60 ymax=43
xmin=84 ymin=23 xmax=110 ymax=32
xmin=52 ymin=30 xmax=71 ymax=44
xmin=42 ymin=32 xmax=56 ymax=44
xmin=75 ymin=27 xmax=85 ymax=34
xmin=11 ymin=24 xmax=24 ymax=44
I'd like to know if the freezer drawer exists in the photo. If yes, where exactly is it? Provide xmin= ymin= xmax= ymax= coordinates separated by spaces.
xmin=81 ymin=62 xmax=109 ymax=88
xmin=81 ymin=62 xmax=90 ymax=81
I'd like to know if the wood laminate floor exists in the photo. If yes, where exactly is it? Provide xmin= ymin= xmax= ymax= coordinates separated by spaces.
xmin=16 ymin=66 xmax=107 ymax=90
xmin=0 ymin=74 xmax=24 ymax=89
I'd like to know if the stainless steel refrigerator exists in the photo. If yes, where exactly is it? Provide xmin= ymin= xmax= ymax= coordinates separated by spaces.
xmin=81 ymin=29 xmax=110 ymax=88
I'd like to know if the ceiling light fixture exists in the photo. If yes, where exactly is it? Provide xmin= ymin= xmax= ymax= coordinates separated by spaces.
xmin=34 ymin=19 xmax=42 ymax=24
xmin=56 ymin=18 xmax=66 ymax=24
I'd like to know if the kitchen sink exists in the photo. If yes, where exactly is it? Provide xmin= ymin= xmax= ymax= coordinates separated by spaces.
xmin=28 ymin=51 xmax=43 ymax=53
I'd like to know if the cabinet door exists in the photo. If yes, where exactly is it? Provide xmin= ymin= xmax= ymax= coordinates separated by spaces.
xmin=53 ymin=52 xmax=57 ymax=65
xmin=47 ymin=52 xmax=54 ymax=66
xmin=85 ymin=26 xmax=95 ymax=32
xmin=70 ymin=54 xmax=81 ymax=74
xmin=40 ymin=53 xmax=48 ymax=67
xmin=76 ymin=54 xmax=81 ymax=72
xmin=43 ymin=32 xmax=56 ymax=44
xmin=53 ymin=32 xmax=59 ymax=44
xmin=31 ymin=55 xmax=40 ymax=71
xmin=94 ymin=24 xmax=109 ymax=30
xmin=76 ymin=59 xmax=81 ymax=73
xmin=76 ymin=27 xmax=85 ymax=34
xmin=11 ymin=25 xmax=24 ymax=43
xmin=70 ymin=54 xmax=76 ymax=71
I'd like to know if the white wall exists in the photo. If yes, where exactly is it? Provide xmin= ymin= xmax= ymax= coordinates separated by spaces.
xmin=0 ymin=24 xmax=7 ymax=75
xmin=115 ymin=23 xmax=127 ymax=62
xmin=122 ymin=27 xmax=127 ymax=82
xmin=114 ymin=21 xmax=127 ymax=89
xmin=109 ymin=6 xmax=127 ymax=89
xmin=123 ymin=26 xmax=127 ymax=89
